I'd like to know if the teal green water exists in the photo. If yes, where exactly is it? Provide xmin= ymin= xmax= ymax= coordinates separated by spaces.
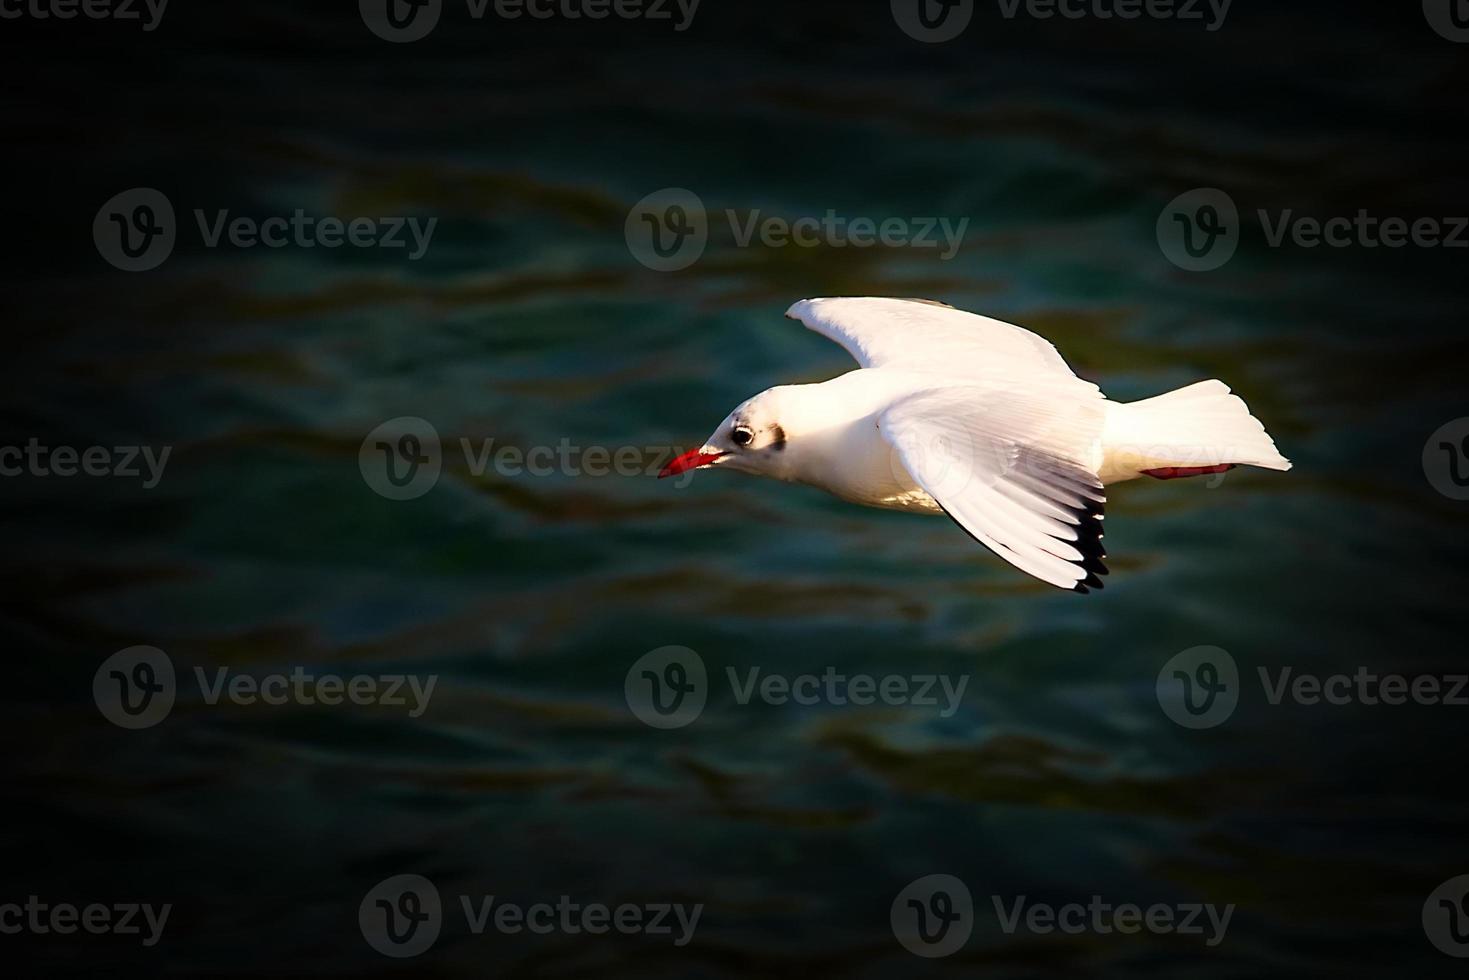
xmin=7 ymin=4 xmax=1469 ymax=975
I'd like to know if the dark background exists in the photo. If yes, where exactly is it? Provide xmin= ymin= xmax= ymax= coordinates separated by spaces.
xmin=3 ymin=0 xmax=1469 ymax=976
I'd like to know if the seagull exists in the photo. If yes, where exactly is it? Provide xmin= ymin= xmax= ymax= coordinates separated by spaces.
xmin=659 ymin=298 xmax=1291 ymax=593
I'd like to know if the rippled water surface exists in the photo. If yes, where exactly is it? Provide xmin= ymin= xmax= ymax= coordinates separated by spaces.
xmin=5 ymin=2 xmax=1469 ymax=976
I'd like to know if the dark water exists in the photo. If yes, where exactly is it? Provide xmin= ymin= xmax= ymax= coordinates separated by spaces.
xmin=4 ymin=1 xmax=1469 ymax=976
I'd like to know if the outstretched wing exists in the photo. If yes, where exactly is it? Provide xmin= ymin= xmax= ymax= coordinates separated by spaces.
xmin=786 ymin=296 xmax=1093 ymax=387
xmin=879 ymin=385 xmax=1109 ymax=592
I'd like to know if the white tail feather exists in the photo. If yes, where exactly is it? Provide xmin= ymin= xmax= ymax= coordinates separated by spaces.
xmin=1099 ymin=380 xmax=1291 ymax=483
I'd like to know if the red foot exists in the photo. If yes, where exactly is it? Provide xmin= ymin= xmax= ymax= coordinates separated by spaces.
xmin=1142 ymin=464 xmax=1237 ymax=480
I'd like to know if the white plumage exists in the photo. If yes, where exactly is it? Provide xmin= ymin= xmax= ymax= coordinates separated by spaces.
xmin=661 ymin=297 xmax=1292 ymax=593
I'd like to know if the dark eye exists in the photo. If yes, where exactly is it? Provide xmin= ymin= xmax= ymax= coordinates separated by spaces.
xmin=731 ymin=425 xmax=754 ymax=447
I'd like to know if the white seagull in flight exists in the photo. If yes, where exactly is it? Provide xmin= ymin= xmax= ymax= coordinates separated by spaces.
xmin=660 ymin=297 xmax=1291 ymax=593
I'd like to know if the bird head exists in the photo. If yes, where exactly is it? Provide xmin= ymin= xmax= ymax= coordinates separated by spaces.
xmin=659 ymin=387 xmax=793 ymax=480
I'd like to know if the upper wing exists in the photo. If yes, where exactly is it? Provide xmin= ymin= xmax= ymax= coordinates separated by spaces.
xmin=786 ymin=296 xmax=1090 ymax=384
xmin=879 ymin=385 xmax=1109 ymax=592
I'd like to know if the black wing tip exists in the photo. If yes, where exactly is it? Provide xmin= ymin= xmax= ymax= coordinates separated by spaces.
xmin=939 ymin=499 xmax=1112 ymax=594
xmin=1007 ymin=453 xmax=1111 ymax=591
xmin=935 ymin=459 xmax=1111 ymax=592
xmin=1071 ymin=569 xmax=1106 ymax=594
xmin=1069 ymin=497 xmax=1109 ymax=592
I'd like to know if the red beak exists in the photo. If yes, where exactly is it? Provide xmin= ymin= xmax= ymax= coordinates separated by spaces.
xmin=659 ymin=448 xmax=726 ymax=479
